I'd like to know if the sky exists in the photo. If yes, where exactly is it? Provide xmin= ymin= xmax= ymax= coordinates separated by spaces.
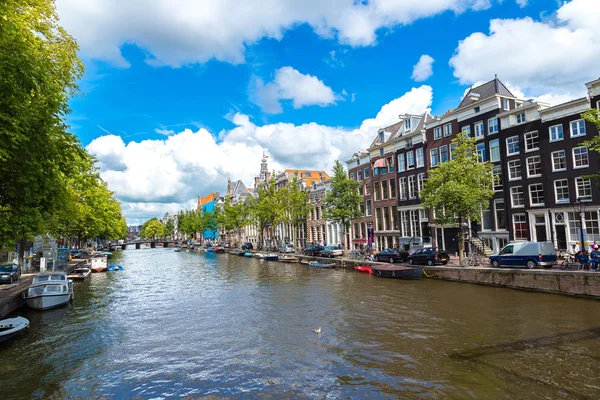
xmin=55 ymin=0 xmax=600 ymax=225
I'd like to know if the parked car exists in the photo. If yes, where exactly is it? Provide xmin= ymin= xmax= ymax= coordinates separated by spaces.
xmin=489 ymin=241 xmax=556 ymax=269
xmin=279 ymin=244 xmax=295 ymax=253
xmin=408 ymin=248 xmax=449 ymax=265
xmin=241 ymin=242 xmax=254 ymax=250
xmin=374 ymin=248 xmax=409 ymax=263
xmin=320 ymin=246 xmax=343 ymax=258
xmin=0 ymin=262 xmax=20 ymax=284
xmin=304 ymin=245 xmax=324 ymax=256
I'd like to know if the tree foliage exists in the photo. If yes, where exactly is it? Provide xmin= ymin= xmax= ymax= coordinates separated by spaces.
xmin=322 ymin=161 xmax=362 ymax=231
xmin=247 ymin=178 xmax=285 ymax=247
xmin=142 ymin=219 xmax=165 ymax=239
xmin=582 ymin=108 xmax=600 ymax=183
xmin=164 ymin=218 xmax=175 ymax=238
xmin=420 ymin=132 xmax=494 ymax=262
xmin=278 ymin=175 xmax=310 ymax=248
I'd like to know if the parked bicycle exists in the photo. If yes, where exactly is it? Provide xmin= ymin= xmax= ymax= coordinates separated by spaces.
xmin=460 ymin=253 xmax=484 ymax=267
xmin=560 ymin=253 xmax=590 ymax=270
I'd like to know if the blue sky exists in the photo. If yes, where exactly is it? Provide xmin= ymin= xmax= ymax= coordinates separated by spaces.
xmin=55 ymin=0 xmax=600 ymax=223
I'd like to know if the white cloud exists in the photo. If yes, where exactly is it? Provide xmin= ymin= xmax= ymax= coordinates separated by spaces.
xmin=155 ymin=128 xmax=175 ymax=136
xmin=450 ymin=0 xmax=600 ymax=98
xmin=56 ymin=0 xmax=493 ymax=67
xmin=253 ymin=67 xmax=340 ymax=114
xmin=87 ymin=85 xmax=433 ymax=224
xmin=411 ymin=54 xmax=435 ymax=82
xmin=515 ymin=0 xmax=528 ymax=7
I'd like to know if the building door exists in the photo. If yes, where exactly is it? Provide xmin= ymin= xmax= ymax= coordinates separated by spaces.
xmin=556 ymin=225 xmax=567 ymax=251
xmin=533 ymin=215 xmax=547 ymax=242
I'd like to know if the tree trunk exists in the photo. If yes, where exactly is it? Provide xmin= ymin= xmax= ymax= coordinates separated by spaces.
xmin=18 ymin=238 xmax=25 ymax=271
xmin=458 ymin=216 xmax=465 ymax=265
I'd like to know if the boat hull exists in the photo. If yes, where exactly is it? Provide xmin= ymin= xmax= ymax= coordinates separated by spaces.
xmin=264 ymin=256 xmax=279 ymax=261
xmin=25 ymin=293 xmax=72 ymax=310
xmin=371 ymin=265 xmax=422 ymax=280
xmin=355 ymin=266 xmax=373 ymax=274
xmin=0 ymin=317 xmax=29 ymax=342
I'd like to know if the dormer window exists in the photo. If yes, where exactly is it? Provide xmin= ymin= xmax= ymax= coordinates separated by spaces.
xmin=356 ymin=159 xmax=360 ymax=166
xmin=516 ymin=112 xmax=526 ymax=124
xmin=474 ymin=106 xmax=480 ymax=113
xmin=378 ymin=132 xmax=384 ymax=142
xmin=405 ymin=119 xmax=411 ymax=129
xmin=503 ymin=99 xmax=510 ymax=110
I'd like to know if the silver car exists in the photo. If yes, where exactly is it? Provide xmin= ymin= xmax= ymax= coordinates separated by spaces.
xmin=319 ymin=246 xmax=343 ymax=258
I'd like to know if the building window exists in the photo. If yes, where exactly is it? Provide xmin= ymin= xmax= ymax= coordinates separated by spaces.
xmin=506 ymin=136 xmax=520 ymax=155
xmin=476 ymin=143 xmax=486 ymax=162
xmin=508 ymin=160 xmax=522 ymax=181
xmin=358 ymin=185 xmax=363 ymax=196
xmin=381 ymin=167 xmax=387 ymax=174
xmin=552 ymin=150 xmax=567 ymax=172
xmin=390 ymin=179 xmax=396 ymax=198
xmin=440 ymin=145 xmax=449 ymax=163
xmin=410 ymin=210 xmax=419 ymax=237
xmin=365 ymin=182 xmax=370 ymax=195
xmin=408 ymin=176 xmax=416 ymax=199
xmin=387 ymin=157 xmax=394 ymax=172
xmin=489 ymin=139 xmax=500 ymax=162
xmin=434 ymin=127 xmax=442 ymax=140
xmin=570 ymin=119 xmax=586 ymax=137
xmin=379 ymin=148 xmax=384 ymax=156
xmin=482 ymin=208 xmax=493 ymax=230
xmin=462 ymin=125 xmax=471 ymax=137
xmin=364 ymin=167 xmax=370 ymax=178
xmin=488 ymin=117 xmax=499 ymax=134
xmin=503 ymin=99 xmax=510 ymax=110
xmin=449 ymin=143 xmax=457 ymax=160
xmin=516 ymin=112 xmax=526 ymax=124
xmin=374 ymin=168 xmax=379 ymax=176
xmin=513 ymin=214 xmax=528 ymax=240
xmin=493 ymin=166 xmax=502 ymax=191
xmin=374 ymin=181 xmax=380 ymax=201
xmin=524 ymin=131 xmax=539 ymax=152
xmin=416 ymin=148 xmax=424 ymax=168
xmin=576 ymin=177 xmax=592 ymax=201
xmin=382 ymin=180 xmax=389 ymax=199
xmin=443 ymin=124 xmax=452 ymax=137
xmin=397 ymin=153 xmax=405 ymax=172
xmin=511 ymin=187 xmax=524 ymax=207
xmin=526 ymin=155 xmax=542 ymax=178
xmin=399 ymin=178 xmax=407 ymax=200
xmin=568 ymin=212 xmax=600 ymax=242
xmin=350 ymin=172 xmax=355 ymax=180
xmin=417 ymin=173 xmax=425 ymax=194
xmin=475 ymin=106 xmax=480 ymax=113
xmin=406 ymin=151 xmax=415 ymax=170
xmin=549 ymin=124 xmax=563 ymax=142
xmin=400 ymin=211 xmax=409 ymax=236
xmin=529 ymin=183 xmax=545 ymax=206
xmin=430 ymin=148 xmax=439 ymax=167
xmin=405 ymin=119 xmax=411 ymax=129
xmin=474 ymin=122 xmax=484 ymax=139
xmin=357 ymin=170 xmax=362 ymax=181
xmin=554 ymin=179 xmax=569 ymax=203
xmin=366 ymin=200 xmax=372 ymax=216
xmin=573 ymin=146 xmax=589 ymax=168
xmin=495 ymin=199 xmax=506 ymax=230
xmin=375 ymin=208 xmax=382 ymax=231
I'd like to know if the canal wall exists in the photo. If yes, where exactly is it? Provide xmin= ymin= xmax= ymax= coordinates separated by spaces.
xmin=423 ymin=266 xmax=600 ymax=299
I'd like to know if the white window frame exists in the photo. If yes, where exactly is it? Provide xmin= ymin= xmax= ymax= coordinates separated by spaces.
xmin=513 ymin=213 xmax=528 ymax=240
xmin=408 ymin=175 xmax=416 ymax=199
xmin=510 ymin=186 xmax=524 ymax=208
xmin=570 ymin=119 xmax=586 ymax=138
xmin=549 ymin=124 xmax=564 ymax=142
xmin=552 ymin=150 xmax=567 ymax=172
xmin=406 ymin=151 xmax=415 ymax=170
xmin=433 ymin=127 xmax=442 ymax=140
xmin=443 ymin=124 xmax=452 ymax=137
xmin=416 ymin=148 xmax=424 ymax=168
xmin=449 ymin=143 xmax=457 ymax=160
xmin=430 ymin=148 xmax=439 ymax=167
xmin=397 ymin=153 xmax=405 ymax=172
xmin=461 ymin=125 xmax=471 ymax=137
xmin=576 ymin=177 xmax=592 ymax=202
xmin=554 ymin=179 xmax=569 ymax=204
xmin=417 ymin=173 xmax=425 ymax=194
xmin=488 ymin=117 xmax=499 ymax=135
xmin=489 ymin=139 xmax=500 ymax=162
xmin=474 ymin=121 xmax=485 ymax=139
xmin=526 ymin=155 xmax=542 ymax=178
xmin=440 ymin=145 xmax=449 ymax=163
xmin=508 ymin=159 xmax=522 ymax=181
xmin=529 ymin=183 xmax=545 ymax=206
xmin=398 ymin=178 xmax=407 ymax=200
xmin=502 ymin=99 xmax=510 ymax=111
xmin=524 ymin=131 xmax=539 ymax=152
xmin=516 ymin=112 xmax=526 ymax=124
xmin=506 ymin=136 xmax=520 ymax=156
xmin=573 ymin=146 xmax=589 ymax=169
xmin=476 ymin=143 xmax=486 ymax=162
xmin=493 ymin=166 xmax=502 ymax=192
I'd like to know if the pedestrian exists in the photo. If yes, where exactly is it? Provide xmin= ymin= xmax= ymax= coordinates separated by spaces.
xmin=593 ymin=240 xmax=599 ymax=251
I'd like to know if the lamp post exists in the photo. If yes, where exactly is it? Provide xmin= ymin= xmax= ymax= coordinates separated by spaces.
xmin=572 ymin=198 xmax=586 ymax=252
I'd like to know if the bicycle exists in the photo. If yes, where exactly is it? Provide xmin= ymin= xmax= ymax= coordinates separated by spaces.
xmin=460 ymin=253 xmax=484 ymax=267
xmin=560 ymin=254 xmax=590 ymax=270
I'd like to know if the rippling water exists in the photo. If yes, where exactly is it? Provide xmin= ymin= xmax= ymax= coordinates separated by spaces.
xmin=2 ymin=249 xmax=600 ymax=399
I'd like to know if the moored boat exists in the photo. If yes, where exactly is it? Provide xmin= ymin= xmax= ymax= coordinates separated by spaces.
xmin=0 ymin=317 xmax=29 ymax=342
xmin=67 ymin=267 xmax=91 ymax=281
xmin=25 ymin=271 xmax=73 ymax=310
xmin=355 ymin=265 xmax=373 ymax=274
xmin=236 ymin=250 xmax=246 ymax=256
xmin=107 ymin=265 xmax=124 ymax=271
xmin=206 ymin=247 xmax=215 ymax=252
xmin=371 ymin=265 xmax=422 ymax=280
xmin=308 ymin=261 xmax=335 ymax=268
xmin=264 ymin=254 xmax=279 ymax=261
xmin=214 ymin=246 xmax=225 ymax=254
xmin=244 ymin=252 xmax=253 ymax=257
xmin=279 ymin=254 xmax=300 ymax=262
xmin=254 ymin=253 xmax=265 ymax=259
xmin=90 ymin=256 xmax=108 ymax=273
xmin=174 ymin=247 xmax=182 ymax=252
xmin=101 ymin=251 xmax=113 ymax=259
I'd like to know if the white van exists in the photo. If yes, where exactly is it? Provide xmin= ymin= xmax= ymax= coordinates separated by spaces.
xmin=489 ymin=241 xmax=557 ymax=269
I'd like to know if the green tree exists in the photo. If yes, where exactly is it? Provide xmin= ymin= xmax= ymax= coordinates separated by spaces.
xmin=164 ymin=218 xmax=175 ymax=238
xmin=248 ymin=178 xmax=285 ymax=248
xmin=143 ymin=219 xmax=165 ymax=239
xmin=0 ymin=0 xmax=84 ymax=258
xmin=280 ymin=175 xmax=310 ymax=249
xmin=420 ymin=132 xmax=494 ymax=264
xmin=582 ymin=108 xmax=600 ymax=183
xmin=322 ymin=161 xmax=362 ymax=243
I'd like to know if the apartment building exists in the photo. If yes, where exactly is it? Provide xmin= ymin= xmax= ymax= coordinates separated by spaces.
xmin=346 ymin=151 xmax=373 ymax=250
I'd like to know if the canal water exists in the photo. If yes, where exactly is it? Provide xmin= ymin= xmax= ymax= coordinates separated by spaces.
xmin=2 ymin=249 xmax=600 ymax=399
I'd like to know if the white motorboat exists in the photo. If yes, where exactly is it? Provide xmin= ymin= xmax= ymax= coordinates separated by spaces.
xmin=25 ymin=271 xmax=73 ymax=310
xmin=67 ymin=267 xmax=91 ymax=281
xmin=0 ymin=317 xmax=29 ymax=342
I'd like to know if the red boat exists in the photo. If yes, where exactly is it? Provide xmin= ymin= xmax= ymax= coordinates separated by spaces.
xmin=355 ymin=265 xmax=373 ymax=274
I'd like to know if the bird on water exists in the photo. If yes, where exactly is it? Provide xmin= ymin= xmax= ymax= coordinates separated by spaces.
xmin=314 ymin=327 xmax=321 ymax=333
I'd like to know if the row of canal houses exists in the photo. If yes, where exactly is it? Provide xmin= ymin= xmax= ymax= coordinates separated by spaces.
xmin=196 ymin=152 xmax=344 ymax=249
xmin=347 ymin=76 xmax=600 ymax=255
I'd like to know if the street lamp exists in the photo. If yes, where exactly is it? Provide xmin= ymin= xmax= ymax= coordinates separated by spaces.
xmin=572 ymin=198 xmax=586 ymax=252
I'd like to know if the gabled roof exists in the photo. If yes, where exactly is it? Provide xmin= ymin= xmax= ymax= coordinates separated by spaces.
xmin=369 ymin=121 xmax=403 ymax=149
xmin=458 ymin=76 xmax=515 ymax=109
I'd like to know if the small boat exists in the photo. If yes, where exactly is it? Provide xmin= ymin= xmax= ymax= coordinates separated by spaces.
xmin=236 ymin=250 xmax=246 ymax=256
xmin=279 ymin=255 xmax=299 ymax=263
xmin=174 ymin=247 xmax=182 ymax=252
xmin=355 ymin=265 xmax=373 ymax=274
xmin=254 ymin=253 xmax=265 ymax=259
xmin=101 ymin=251 xmax=113 ymax=259
xmin=214 ymin=246 xmax=225 ymax=254
xmin=264 ymin=254 xmax=279 ymax=261
xmin=244 ymin=252 xmax=253 ymax=257
xmin=308 ymin=261 xmax=335 ymax=268
xmin=206 ymin=247 xmax=215 ymax=252
xmin=67 ymin=267 xmax=91 ymax=281
xmin=90 ymin=256 xmax=108 ymax=273
xmin=25 ymin=271 xmax=73 ymax=310
xmin=107 ymin=265 xmax=124 ymax=272
xmin=371 ymin=265 xmax=422 ymax=280
xmin=0 ymin=317 xmax=29 ymax=342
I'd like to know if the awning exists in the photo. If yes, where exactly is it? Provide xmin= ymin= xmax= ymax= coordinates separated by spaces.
xmin=373 ymin=158 xmax=386 ymax=168
xmin=353 ymin=238 xmax=367 ymax=243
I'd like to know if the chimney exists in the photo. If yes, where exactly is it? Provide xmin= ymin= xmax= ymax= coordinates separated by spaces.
xmin=265 ymin=172 xmax=271 ymax=181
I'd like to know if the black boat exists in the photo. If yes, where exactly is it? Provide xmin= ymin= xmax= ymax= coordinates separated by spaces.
xmin=371 ymin=265 xmax=422 ymax=280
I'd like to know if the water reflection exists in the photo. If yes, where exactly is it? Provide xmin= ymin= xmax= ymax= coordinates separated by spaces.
xmin=1 ymin=248 xmax=600 ymax=399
